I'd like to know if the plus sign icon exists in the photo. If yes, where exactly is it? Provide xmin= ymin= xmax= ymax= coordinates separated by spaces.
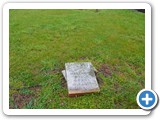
xmin=137 ymin=89 xmax=158 ymax=110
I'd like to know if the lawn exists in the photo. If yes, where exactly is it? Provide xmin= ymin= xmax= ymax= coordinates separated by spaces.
xmin=9 ymin=9 xmax=145 ymax=109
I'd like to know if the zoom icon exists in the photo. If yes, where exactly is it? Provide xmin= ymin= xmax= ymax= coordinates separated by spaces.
xmin=137 ymin=89 xmax=158 ymax=110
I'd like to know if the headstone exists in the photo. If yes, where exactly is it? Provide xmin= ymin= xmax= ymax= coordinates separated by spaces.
xmin=62 ymin=62 xmax=100 ymax=96
xmin=62 ymin=70 xmax=67 ymax=80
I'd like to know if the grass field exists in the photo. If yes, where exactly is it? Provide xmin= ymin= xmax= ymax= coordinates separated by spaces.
xmin=9 ymin=9 xmax=145 ymax=109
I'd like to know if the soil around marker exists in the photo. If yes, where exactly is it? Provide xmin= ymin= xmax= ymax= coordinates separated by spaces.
xmin=98 ymin=64 xmax=112 ymax=77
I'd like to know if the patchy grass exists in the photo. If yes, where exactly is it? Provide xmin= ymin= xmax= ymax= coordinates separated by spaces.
xmin=9 ymin=9 xmax=145 ymax=109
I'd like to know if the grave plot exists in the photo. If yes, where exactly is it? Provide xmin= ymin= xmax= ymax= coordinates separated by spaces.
xmin=62 ymin=62 xmax=100 ymax=96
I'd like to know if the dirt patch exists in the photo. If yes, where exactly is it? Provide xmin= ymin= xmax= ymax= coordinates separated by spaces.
xmin=10 ymin=85 xmax=41 ymax=109
xmin=12 ymin=93 xmax=34 ymax=109
xmin=98 ymin=64 xmax=112 ymax=77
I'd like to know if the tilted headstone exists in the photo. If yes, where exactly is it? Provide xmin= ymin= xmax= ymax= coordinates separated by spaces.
xmin=62 ymin=62 xmax=100 ymax=96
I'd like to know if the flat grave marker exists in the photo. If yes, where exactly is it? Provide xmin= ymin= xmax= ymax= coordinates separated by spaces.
xmin=62 ymin=62 xmax=100 ymax=96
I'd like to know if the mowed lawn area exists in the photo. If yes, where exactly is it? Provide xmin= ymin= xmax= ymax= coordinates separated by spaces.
xmin=9 ymin=9 xmax=145 ymax=109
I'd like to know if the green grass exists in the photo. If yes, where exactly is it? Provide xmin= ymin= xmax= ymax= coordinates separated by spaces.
xmin=9 ymin=9 xmax=145 ymax=109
